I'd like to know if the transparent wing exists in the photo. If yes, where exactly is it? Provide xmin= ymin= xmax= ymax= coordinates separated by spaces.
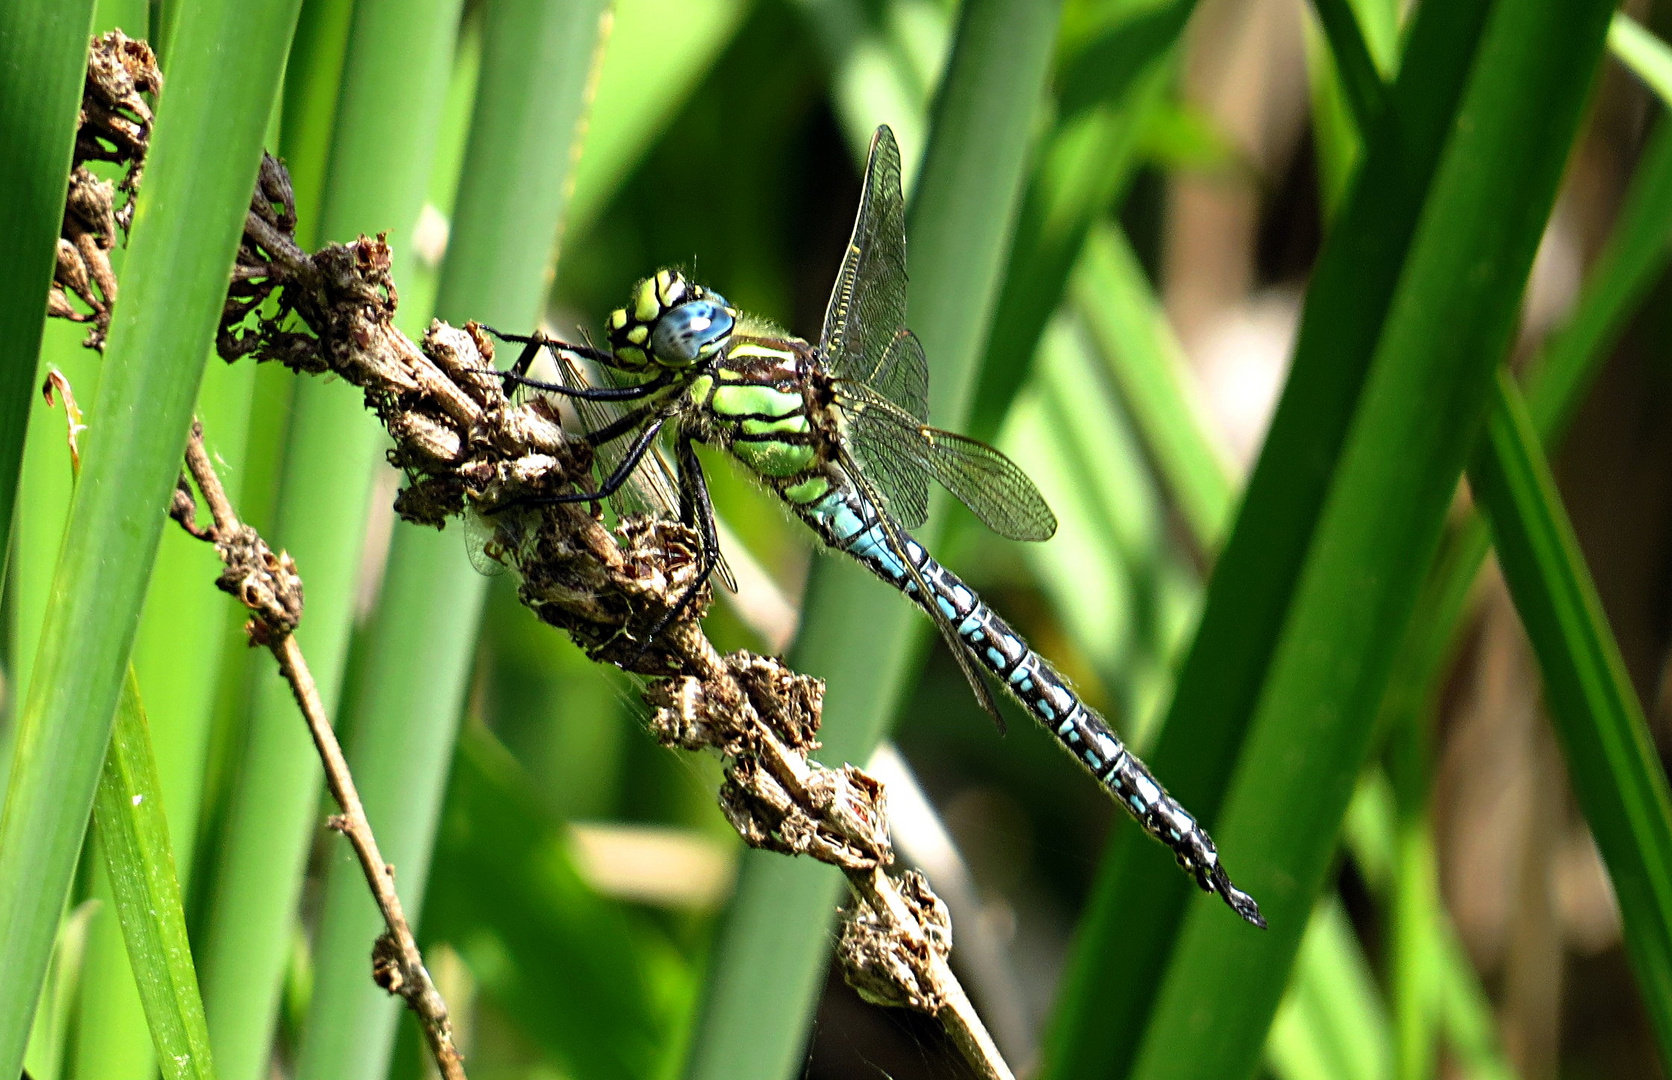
xmin=838 ymin=384 xmax=1057 ymax=543
xmin=841 ymin=384 xmax=930 ymax=529
xmin=918 ymin=430 xmax=1058 ymax=543
xmin=869 ymin=328 xmax=928 ymax=427
xmin=463 ymin=509 xmax=510 ymax=576
xmin=836 ymin=444 xmax=1009 ymax=733
xmin=819 ymin=126 xmax=929 ymax=423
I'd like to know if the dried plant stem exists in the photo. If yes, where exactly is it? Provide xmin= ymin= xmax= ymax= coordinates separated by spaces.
xmin=215 ymin=152 xmax=1015 ymax=1078
xmin=51 ymin=27 xmax=1010 ymax=1080
xmin=174 ymin=426 xmax=467 ymax=1080
xmin=675 ymin=637 xmax=1014 ymax=1080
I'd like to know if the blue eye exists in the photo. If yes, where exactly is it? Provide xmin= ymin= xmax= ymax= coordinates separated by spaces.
xmin=651 ymin=300 xmax=734 ymax=365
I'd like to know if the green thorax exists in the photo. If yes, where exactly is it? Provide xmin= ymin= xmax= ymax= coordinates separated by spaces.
xmin=689 ymin=335 xmax=832 ymax=480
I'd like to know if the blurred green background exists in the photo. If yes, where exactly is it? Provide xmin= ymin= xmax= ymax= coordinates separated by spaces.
xmin=5 ymin=0 xmax=1672 ymax=1078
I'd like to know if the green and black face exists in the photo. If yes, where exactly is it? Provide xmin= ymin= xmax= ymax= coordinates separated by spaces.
xmin=604 ymin=269 xmax=737 ymax=374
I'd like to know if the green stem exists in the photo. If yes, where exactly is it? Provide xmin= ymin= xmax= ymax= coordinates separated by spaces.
xmin=194 ymin=3 xmax=462 ymax=1077
xmin=682 ymin=3 xmax=1063 ymax=1078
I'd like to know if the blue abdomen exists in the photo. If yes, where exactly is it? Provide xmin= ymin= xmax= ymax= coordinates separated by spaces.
xmin=789 ymin=474 xmax=1262 ymax=925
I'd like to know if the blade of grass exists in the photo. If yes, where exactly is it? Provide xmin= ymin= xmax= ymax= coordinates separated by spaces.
xmin=1264 ymin=900 xmax=1389 ymax=1080
xmin=276 ymin=0 xmax=356 ymax=247
xmin=1368 ymin=13 xmax=1672 ymax=1077
xmin=1073 ymin=216 xmax=1518 ymax=1080
xmin=1310 ymin=0 xmax=1386 ymax=131
xmin=5 ymin=328 xmax=102 ymax=808
xmin=1356 ymin=0 xmax=1672 ymax=809
xmin=0 ymin=0 xmax=302 ymax=1071
xmin=75 ymin=8 xmax=262 ymax=1057
xmin=567 ymin=0 xmax=750 ymax=238
xmin=1073 ymin=223 xmax=1235 ymax=548
xmin=194 ymin=3 xmax=466 ymax=1078
xmin=425 ymin=725 xmax=692 ymax=1080
xmin=1369 ymin=94 xmax=1672 ymax=868
xmin=1289 ymin=16 xmax=1464 ymax=1080
xmin=296 ymin=4 xmax=610 ymax=1077
xmin=1467 ymin=371 xmax=1672 ymax=1063
xmin=1067 ymin=18 xmax=1518 ymax=1069
xmin=1341 ymin=765 xmax=1515 ymax=1080
xmin=91 ymin=668 xmax=214 ymax=1080
xmin=46 ymin=14 xmax=210 ymax=1077
xmin=22 ymin=902 xmax=97 ymax=1080
xmin=1435 ymin=926 xmax=1515 ymax=1080
xmin=1122 ymin=3 xmax=1616 ymax=1078
xmin=0 ymin=1 xmax=93 ymax=594
xmin=683 ymin=4 xmax=1062 ymax=1078
xmin=1001 ymin=313 xmax=1198 ymax=741
xmin=1611 ymin=12 xmax=1672 ymax=108
xmin=1305 ymin=12 xmax=1362 ymax=219
xmin=967 ymin=0 xmax=1185 ymax=442
xmin=1362 ymin=18 xmax=1672 ymax=1074
xmin=78 ymin=360 xmax=261 ymax=1080
xmin=1527 ymin=117 xmax=1672 ymax=438
xmin=798 ymin=0 xmax=952 ymax=182
xmin=1056 ymin=222 xmax=1409 ymax=1080
xmin=1041 ymin=0 xmax=1502 ymax=1067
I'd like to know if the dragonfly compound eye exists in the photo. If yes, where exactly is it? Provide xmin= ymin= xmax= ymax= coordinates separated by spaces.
xmin=651 ymin=300 xmax=734 ymax=366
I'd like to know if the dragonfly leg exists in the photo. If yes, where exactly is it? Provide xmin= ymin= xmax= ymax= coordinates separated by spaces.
xmin=508 ymin=416 xmax=667 ymax=509
xmin=481 ymin=324 xmax=615 ymax=367
xmin=582 ymin=403 xmax=656 ymax=448
xmin=621 ymin=432 xmax=719 ymax=664
xmin=479 ymin=325 xmax=669 ymax=401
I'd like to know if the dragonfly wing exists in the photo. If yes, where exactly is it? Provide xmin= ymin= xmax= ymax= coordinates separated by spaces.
xmin=919 ymin=429 xmax=1058 ymax=542
xmin=844 ymin=391 xmax=931 ymax=530
xmin=463 ymin=509 xmax=511 ymax=576
xmin=819 ymin=126 xmax=928 ymax=421
xmin=871 ymin=328 xmax=928 ymax=426
xmin=549 ymin=345 xmax=681 ymax=518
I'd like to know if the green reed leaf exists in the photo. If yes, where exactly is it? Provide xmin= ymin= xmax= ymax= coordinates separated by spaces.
xmin=92 ymin=669 xmax=215 ymax=1080
xmin=1468 ymin=372 xmax=1672 ymax=1066
xmin=0 ymin=0 xmax=301 ymax=1071
xmin=1123 ymin=3 xmax=1616 ymax=1078
xmin=1043 ymin=0 xmax=1499 ymax=1067
xmin=0 ymin=2 xmax=93 ymax=596
xmin=684 ymin=3 xmax=1064 ymax=1078
xmin=1610 ymin=12 xmax=1672 ymax=108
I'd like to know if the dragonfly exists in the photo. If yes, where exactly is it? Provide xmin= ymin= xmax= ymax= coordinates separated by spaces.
xmin=486 ymin=126 xmax=1264 ymax=927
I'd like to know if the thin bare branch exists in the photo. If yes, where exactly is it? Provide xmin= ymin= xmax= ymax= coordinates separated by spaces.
xmin=173 ymin=422 xmax=468 ymax=1080
xmin=48 ymin=30 xmax=159 ymax=350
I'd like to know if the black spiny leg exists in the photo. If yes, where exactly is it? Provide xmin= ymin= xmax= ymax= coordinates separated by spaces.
xmin=622 ymin=431 xmax=719 ymax=663
xmin=583 ymin=403 xmax=656 ymax=448
xmin=480 ymin=325 xmax=670 ymax=401
xmin=515 ymin=416 xmax=667 ymax=507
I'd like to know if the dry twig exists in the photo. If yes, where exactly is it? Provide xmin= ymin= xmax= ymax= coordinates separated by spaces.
xmin=47 ymin=30 xmax=159 ymax=350
xmin=52 ymin=25 xmax=1012 ymax=1078
xmin=214 ymin=154 xmax=1013 ymax=1078
xmin=168 ymin=422 xmax=468 ymax=1080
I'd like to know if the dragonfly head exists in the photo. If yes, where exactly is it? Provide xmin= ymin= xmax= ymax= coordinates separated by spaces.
xmin=605 ymin=268 xmax=736 ymax=372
